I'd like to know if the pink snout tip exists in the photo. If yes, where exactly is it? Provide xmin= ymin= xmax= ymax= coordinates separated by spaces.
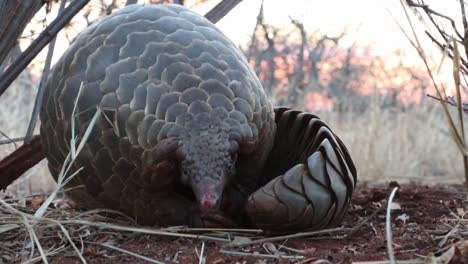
xmin=200 ymin=193 xmax=218 ymax=209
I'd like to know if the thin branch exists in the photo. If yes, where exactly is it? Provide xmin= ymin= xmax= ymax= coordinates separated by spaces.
xmin=224 ymin=227 xmax=349 ymax=248
xmin=0 ymin=1 xmax=45 ymax=66
xmin=198 ymin=241 xmax=205 ymax=264
xmin=461 ymin=0 xmax=468 ymax=62
xmin=406 ymin=0 xmax=462 ymax=39
xmin=204 ymin=0 xmax=243 ymax=24
xmin=0 ymin=0 xmax=91 ymax=97
xmin=125 ymin=0 xmax=138 ymax=5
xmin=246 ymin=0 xmax=264 ymax=59
xmin=25 ymin=0 xmax=67 ymax=142
xmin=0 ymin=137 xmax=25 ymax=145
xmin=90 ymin=242 xmax=164 ymax=264
xmin=460 ymin=0 xmax=468 ymax=32
xmin=425 ymin=31 xmax=468 ymax=75
xmin=386 ymin=187 xmax=399 ymax=264
xmin=427 ymin=94 xmax=468 ymax=115
xmin=406 ymin=0 xmax=468 ymax=75
xmin=219 ymin=249 xmax=304 ymax=259
xmin=398 ymin=0 xmax=468 ymax=156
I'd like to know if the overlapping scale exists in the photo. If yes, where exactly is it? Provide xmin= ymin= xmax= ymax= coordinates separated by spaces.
xmin=246 ymin=108 xmax=357 ymax=231
xmin=39 ymin=4 xmax=273 ymax=225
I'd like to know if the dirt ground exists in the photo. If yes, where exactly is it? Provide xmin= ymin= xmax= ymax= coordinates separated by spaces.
xmin=1 ymin=182 xmax=467 ymax=263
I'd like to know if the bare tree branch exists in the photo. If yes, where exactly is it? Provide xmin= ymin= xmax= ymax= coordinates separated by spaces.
xmin=287 ymin=17 xmax=307 ymax=106
xmin=0 ymin=137 xmax=25 ymax=145
xmin=0 ymin=1 xmax=45 ymax=67
xmin=427 ymin=93 xmax=468 ymax=115
xmin=126 ymin=0 xmax=139 ymax=5
xmin=246 ymin=0 xmax=264 ymax=60
xmin=0 ymin=0 xmax=91 ymax=97
xmin=406 ymin=0 xmax=468 ymax=74
xmin=460 ymin=0 xmax=468 ymax=61
xmin=204 ymin=0 xmax=243 ymax=24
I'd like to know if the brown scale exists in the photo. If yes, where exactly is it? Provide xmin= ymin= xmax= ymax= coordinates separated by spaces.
xmin=39 ymin=4 xmax=357 ymax=231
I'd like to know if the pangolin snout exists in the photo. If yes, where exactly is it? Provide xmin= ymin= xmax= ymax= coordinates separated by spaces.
xmin=200 ymin=191 xmax=219 ymax=209
xmin=192 ymin=174 xmax=225 ymax=210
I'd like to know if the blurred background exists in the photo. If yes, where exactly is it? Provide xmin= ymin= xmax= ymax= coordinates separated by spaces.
xmin=1 ymin=0 xmax=465 ymax=196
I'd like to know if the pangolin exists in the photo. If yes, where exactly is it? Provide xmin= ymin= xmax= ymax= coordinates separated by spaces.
xmin=39 ymin=4 xmax=356 ymax=231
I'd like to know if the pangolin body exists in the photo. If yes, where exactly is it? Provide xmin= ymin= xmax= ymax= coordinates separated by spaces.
xmin=40 ymin=4 xmax=356 ymax=231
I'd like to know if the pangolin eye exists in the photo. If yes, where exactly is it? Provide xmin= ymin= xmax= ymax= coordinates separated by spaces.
xmin=228 ymin=140 xmax=239 ymax=154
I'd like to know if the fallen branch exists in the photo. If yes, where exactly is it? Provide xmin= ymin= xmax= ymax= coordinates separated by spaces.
xmin=224 ymin=227 xmax=350 ymax=248
xmin=219 ymin=249 xmax=304 ymax=260
xmin=0 ymin=135 xmax=44 ymax=191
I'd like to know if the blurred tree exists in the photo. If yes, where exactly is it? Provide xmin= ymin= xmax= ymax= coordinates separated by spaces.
xmin=244 ymin=4 xmax=431 ymax=112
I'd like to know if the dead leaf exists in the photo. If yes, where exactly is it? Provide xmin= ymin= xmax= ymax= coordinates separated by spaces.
xmin=396 ymin=213 xmax=410 ymax=224
xmin=83 ymin=247 xmax=97 ymax=256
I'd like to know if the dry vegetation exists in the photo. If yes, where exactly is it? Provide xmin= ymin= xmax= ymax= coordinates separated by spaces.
xmin=319 ymin=100 xmax=464 ymax=183
xmin=0 ymin=0 xmax=467 ymax=263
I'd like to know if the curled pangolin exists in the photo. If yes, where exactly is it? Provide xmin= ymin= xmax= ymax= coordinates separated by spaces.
xmin=39 ymin=4 xmax=357 ymax=232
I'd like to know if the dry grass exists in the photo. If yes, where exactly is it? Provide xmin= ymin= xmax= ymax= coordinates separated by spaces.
xmin=317 ymin=99 xmax=464 ymax=183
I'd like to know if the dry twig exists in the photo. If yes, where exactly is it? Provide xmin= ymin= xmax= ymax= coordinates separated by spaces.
xmin=224 ymin=227 xmax=350 ymax=248
xmin=219 ymin=249 xmax=304 ymax=260
xmin=427 ymin=94 xmax=468 ymax=115
xmin=385 ymin=187 xmax=399 ymax=264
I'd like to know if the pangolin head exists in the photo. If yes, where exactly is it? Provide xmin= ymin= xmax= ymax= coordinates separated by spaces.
xmin=176 ymin=110 xmax=239 ymax=210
